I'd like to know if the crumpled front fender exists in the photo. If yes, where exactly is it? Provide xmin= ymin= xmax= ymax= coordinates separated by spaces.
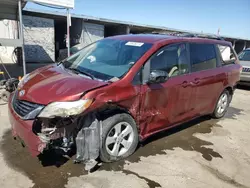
xmin=75 ymin=113 xmax=101 ymax=163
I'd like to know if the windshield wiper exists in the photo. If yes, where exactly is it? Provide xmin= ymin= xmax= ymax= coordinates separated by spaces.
xmin=67 ymin=67 xmax=95 ymax=80
xmin=58 ymin=60 xmax=71 ymax=67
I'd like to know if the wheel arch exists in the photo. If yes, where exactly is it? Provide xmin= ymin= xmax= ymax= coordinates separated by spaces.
xmin=97 ymin=105 xmax=140 ymax=162
xmin=74 ymin=104 xmax=139 ymax=164
xmin=210 ymin=85 xmax=233 ymax=115
xmin=96 ymin=104 xmax=137 ymax=123
xmin=224 ymin=86 xmax=234 ymax=102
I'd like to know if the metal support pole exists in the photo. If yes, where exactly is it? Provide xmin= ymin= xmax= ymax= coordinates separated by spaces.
xmin=18 ymin=0 xmax=26 ymax=75
xmin=126 ymin=26 xmax=130 ymax=34
xmin=67 ymin=8 xmax=71 ymax=57
xmin=233 ymin=40 xmax=236 ymax=49
xmin=243 ymin=41 xmax=247 ymax=50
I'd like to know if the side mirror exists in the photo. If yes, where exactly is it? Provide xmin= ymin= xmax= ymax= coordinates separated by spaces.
xmin=148 ymin=70 xmax=169 ymax=84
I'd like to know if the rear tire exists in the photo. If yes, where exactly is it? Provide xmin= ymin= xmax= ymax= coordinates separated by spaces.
xmin=100 ymin=113 xmax=139 ymax=163
xmin=212 ymin=90 xmax=230 ymax=119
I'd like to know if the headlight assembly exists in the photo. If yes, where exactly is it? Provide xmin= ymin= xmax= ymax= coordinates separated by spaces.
xmin=38 ymin=99 xmax=93 ymax=118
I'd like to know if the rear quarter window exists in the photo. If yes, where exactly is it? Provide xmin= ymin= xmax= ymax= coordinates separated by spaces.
xmin=217 ymin=44 xmax=237 ymax=65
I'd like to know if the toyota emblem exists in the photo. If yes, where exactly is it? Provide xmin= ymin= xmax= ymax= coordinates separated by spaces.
xmin=19 ymin=90 xmax=25 ymax=97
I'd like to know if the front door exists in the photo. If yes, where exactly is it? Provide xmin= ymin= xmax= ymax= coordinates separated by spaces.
xmin=138 ymin=43 xmax=195 ymax=138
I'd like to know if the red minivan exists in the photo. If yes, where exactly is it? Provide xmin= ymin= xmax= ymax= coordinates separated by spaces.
xmin=8 ymin=34 xmax=241 ymax=164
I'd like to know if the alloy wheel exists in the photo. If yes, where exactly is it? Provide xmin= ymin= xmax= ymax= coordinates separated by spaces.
xmin=105 ymin=122 xmax=134 ymax=157
xmin=217 ymin=93 xmax=228 ymax=114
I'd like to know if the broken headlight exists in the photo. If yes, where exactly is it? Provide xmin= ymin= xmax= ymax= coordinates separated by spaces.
xmin=38 ymin=99 xmax=93 ymax=118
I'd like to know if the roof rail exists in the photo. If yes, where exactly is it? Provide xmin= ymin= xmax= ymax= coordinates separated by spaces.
xmin=151 ymin=31 xmax=180 ymax=35
xmin=149 ymin=31 xmax=225 ymax=41
xmin=178 ymin=33 xmax=225 ymax=40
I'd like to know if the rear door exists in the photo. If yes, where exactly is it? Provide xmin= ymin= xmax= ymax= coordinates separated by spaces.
xmin=138 ymin=43 xmax=196 ymax=137
xmin=189 ymin=43 xmax=223 ymax=115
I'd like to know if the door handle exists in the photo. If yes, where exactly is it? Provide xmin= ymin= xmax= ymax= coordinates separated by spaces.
xmin=192 ymin=78 xmax=200 ymax=84
xmin=181 ymin=81 xmax=189 ymax=88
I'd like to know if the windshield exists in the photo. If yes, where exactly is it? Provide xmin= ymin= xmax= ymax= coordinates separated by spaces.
xmin=63 ymin=39 xmax=152 ymax=81
xmin=70 ymin=43 xmax=85 ymax=55
xmin=238 ymin=50 xmax=250 ymax=61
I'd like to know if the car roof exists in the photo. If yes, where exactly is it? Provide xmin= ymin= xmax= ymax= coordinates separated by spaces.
xmin=107 ymin=34 xmax=231 ymax=46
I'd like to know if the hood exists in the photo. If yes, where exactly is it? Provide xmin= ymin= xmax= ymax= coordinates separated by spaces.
xmin=240 ymin=61 xmax=250 ymax=67
xmin=17 ymin=64 xmax=108 ymax=105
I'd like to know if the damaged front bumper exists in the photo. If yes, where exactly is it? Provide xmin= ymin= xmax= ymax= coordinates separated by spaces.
xmin=9 ymin=98 xmax=45 ymax=156
xmin=9 ymin=96 xmax=101 ymax=163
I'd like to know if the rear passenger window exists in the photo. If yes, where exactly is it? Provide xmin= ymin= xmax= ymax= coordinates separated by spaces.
xmin=190 ymin=43 xmax=217 ymax=72
xmin=217 ymin=45 xmax=236 ymax=65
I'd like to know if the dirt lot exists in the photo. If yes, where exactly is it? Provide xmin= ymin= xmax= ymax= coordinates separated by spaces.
xmin=0 ymin=87 xmax=250 ymax=188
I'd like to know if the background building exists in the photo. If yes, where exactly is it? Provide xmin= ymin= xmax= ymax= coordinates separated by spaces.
xmin=1 ymin=8 xmax=250 ymax=65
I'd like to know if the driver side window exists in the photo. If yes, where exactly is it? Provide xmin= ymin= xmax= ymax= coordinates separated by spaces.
xmin=150 ymin=43 xmax=189 ymax=77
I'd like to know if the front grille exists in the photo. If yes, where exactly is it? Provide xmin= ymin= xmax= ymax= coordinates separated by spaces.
xmin=12 ymin=92 xmax=43 ymax=118
xmin=242 ymin=67 xmax=250 ymax=72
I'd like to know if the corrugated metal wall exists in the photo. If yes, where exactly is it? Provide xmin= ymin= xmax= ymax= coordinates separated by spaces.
xmin=58 ymin=19 xmax=104 ymax=61
xmin=80 ymin=22 xmax=104 ymax=46
xmin=70 ymin=19 xmax=104 ymax=46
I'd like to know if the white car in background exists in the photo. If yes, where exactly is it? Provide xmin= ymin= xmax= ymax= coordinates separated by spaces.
xmin=238 ymin=48 xmax=250 ymax=85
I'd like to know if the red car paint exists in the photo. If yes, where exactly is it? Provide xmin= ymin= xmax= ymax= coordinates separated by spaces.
xmin=9 ymin=97 xmax=43 ymax=156
xmin=8 ymin=34 xmax=241 ymax=156
xmin=18 ymin=64 xmax=108 ymax=104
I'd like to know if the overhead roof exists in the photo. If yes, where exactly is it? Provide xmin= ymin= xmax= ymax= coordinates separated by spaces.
xmin=0 ymin=0 xmax=26 ymax=20
xmin=24 ymin=8 xmax=250 ymax=42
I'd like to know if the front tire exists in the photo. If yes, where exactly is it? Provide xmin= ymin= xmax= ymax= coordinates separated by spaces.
xmin=100 ymin=113 xmax=139 ymax=163
xmin=212 ymin=90 xmax=230 ymax=119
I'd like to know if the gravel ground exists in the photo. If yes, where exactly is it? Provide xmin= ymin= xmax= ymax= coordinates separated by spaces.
xmin=0 ymin=87 xmax=250 ymax=188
